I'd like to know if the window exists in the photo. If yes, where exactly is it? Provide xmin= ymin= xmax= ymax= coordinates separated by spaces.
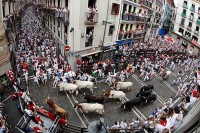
xmin=58 ymin=0 xmax=60 ymax=7
xmin=139 ymin=9 xmax=142 ymax=13
xmin=54 ymin=0 xmax=55 ymax=6
xmin=133 ymin=7 xmax=136 ymax=13
xmin=9 ymin=3 xmax=10 ymax=13
xmin=85 ymin=27 xmax=94 ymax=47
xmin=196 ymin=26 xmax=199 ymax=31
xmin=65 ymin=0 xmax=68 ymax=7
xmin=130 ymin=24 xmax=133 ymax=30
xmin=141 ymin=25 xmax=144 ymax=29
xmin=185 ymin=31 xmax=191 ymax=37
xmin=108 ymin=25 xmax=115 ymax=35
xmin=183 ymin=9 xmax=186 ymax=14
xmin=111 ymin=3 xmax=120 ymax=15
xmin=183 ymin=1 xmax=187 ymax=5
xmin=120 ymin=24 xmax=124 ymax=31
xmin=192 ymin=35 xmax=198 ymax=41
xmin=64 ymin=25 xmax=68 ymax=44
xmin=181 ymin=18 xmax=185 ymax=25
xmin=198 ymin=7 xmax=200 ymax=14
xmin=2 ymin=6 xmax=5 ymax=17
xmin=191 ymin=4 xmax=195 ymax=9
xmin=88 ymin=0 xmax=96 ymax=8
xmin=178 ymin=28 xmax=184 ymax=35
xmin=136 ymin=25 xmax=139 ymax=29
xmin=188 ymin=22 xmax=192 ymax=27
xmin=182 ymin=41 xmax=188 ymax=48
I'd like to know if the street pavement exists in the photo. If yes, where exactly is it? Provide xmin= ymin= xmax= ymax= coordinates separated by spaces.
xmin=2 ymin=61 xmax=190 ymax=132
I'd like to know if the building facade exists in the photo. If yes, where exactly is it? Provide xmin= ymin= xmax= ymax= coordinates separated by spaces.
xmin=145 ymin=0 xmax=163 ymax=40
xmin=0 ymin=0 xmax=12 ymax=77
xmin=37 ymin=0 xmax=163 ymax=71
xmin=170 ymin=0 xmax=200 ymax=55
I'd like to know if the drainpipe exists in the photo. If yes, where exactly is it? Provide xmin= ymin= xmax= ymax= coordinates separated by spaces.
xmin=100 ymin=0 xmax=110 ymax=61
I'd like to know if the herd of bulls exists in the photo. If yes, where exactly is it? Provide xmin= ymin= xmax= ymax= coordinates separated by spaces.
xmin=121 ymin=84 xmax=156 ymax=110
xmin=81 ymin=84 xmax=157 ymax=112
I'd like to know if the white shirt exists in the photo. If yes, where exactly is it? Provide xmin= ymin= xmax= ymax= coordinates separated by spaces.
xmin=120 ymin=121 xmax=128 ymax=129
xmin=189 ymin=96 xmax=197 ymax=109
xmin=25 ymin=109 xmax=33 ymax=116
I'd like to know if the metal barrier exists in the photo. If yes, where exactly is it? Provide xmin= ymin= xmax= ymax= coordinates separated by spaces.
xmin=57 ymin=124 xmax=88 ymax=133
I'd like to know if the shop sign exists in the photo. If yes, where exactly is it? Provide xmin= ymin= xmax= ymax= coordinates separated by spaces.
xmin=88 ymin=47 xmax=96 ymax=53
xmin=104 ymin=44 xmax=116 ymax=51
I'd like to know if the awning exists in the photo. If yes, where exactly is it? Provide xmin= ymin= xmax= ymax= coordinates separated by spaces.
xmin=192 ymin=40 xmax=199 ymax=46
xmin=158 ymin=28 xmax=167 ymax=36
xmin=116 ymin=38 xmax=132 ymax=46
xmin=81 ymin=50 xmax=101 ymax=57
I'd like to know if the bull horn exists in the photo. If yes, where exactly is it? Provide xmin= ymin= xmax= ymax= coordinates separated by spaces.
xmin=75 ymin=100 xmax=78 ymax=104
xmin=102 ymin=90 xmax=105 ymax=92
xmin=83 ymin=93 xmax=86 ymax=96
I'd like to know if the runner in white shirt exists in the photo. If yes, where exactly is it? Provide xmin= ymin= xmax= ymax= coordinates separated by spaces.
xmin=42 ymin=72 xmax=48 ymax=85
xmin=53 ymin=75 xmax=59 ymax=88
xmin=34 ymin=75 xmax=40 ymax=87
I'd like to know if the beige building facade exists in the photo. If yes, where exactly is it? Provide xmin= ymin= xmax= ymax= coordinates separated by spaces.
xmin=0 ymin=0 xmax=11 ymax=76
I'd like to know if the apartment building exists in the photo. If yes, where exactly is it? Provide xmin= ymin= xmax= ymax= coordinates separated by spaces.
xmin=39 ymin=0 xmax=122 ymax=70
xmin=145 ymin=0 xmax=163 ymax=40
xmin=0 ymin=0 xmax=18 ymax=77
xmin=170 ymin=0 xmax=200 ymax=55
xmin=38 ymin=0 xmax=163 ymax=70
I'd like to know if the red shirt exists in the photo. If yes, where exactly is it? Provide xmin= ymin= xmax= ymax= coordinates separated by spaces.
xmin=48 ymin=111 xmax=55 ymax=121
xmin=59 ymin=118 xmax=67 ymax=126
xmin=34 ymin=116 xmax=43 ymax=124
xmin=33 ymin=126 xmax=42 ymax=133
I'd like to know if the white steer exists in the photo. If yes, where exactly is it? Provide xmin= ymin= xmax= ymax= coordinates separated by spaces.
xmin=59 ymin=82 xmax=79 ymax=95
xmin=74 ymin=103 xmax=104 ymax=115
xmin=115 ymin=81 xmax=133 ymax=91
xmin=103 ymin=90 xmax=126 ymax=101
xmin=73 ymin=80 xmax=96 ymax=93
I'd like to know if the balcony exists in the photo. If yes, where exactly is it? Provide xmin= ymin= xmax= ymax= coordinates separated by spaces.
xmin=43 ymin=8 xmax=69 ymax=24
xmin=189 ymin=16 xmax=194 ymax=22
xmin=138 ymin=0 xmax=152 ymax=9
xmin=155 ymin=12 xmax=161 ymax=18
xmin=183 ymin=3 xmax=188 ymax=9
xmin=187 ymin=27 xmax=192 ymax=32
xmin=181 ymin=13 xmax=186 ymax=18
xmin=85 ymin=12 xmax=98 ymax=25
xmin=182 ymin=35 xmax=192 ymax=41
xmin=197 ymin=20 xmax=200 ymax=26
xmin=194 ymin=31 xmax=200 ymax=36
xmin=152 ymin=23 xmax=159 ymax=29
xmin=133 ymin=31 xmax=145 ymax=39
xmin=121 ymin=14 xmax=148 ymax=23
xmin=146 ymin=23 xmax=151 ymax=28
xmin=190 ymin=7 xmax=195 ymax=12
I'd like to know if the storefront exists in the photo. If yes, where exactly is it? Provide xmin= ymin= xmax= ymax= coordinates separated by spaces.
xmin=103 ymin=44 xmax=117 ymax=60
xmin=116 ymin=38 xmax=133 ymax=46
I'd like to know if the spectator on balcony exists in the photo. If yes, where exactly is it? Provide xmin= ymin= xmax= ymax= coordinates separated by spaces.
xmin=63 ymin=7 xmax=69 ymax=22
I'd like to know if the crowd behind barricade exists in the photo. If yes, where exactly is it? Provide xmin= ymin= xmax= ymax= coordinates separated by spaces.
xmin=0 ymin=100 xmax=9 ymax=133
xmin=3 ymin=4 xmax=200 ymax=133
